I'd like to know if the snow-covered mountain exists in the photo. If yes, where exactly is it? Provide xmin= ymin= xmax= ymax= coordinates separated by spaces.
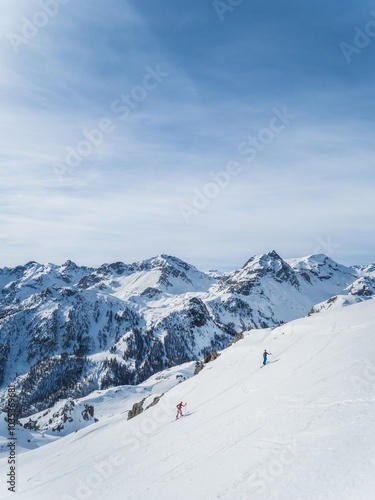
xmin=0 ymin=251 xmax=374 ymax=418
xmin=1 ymin=297 xmax=374 ymax=500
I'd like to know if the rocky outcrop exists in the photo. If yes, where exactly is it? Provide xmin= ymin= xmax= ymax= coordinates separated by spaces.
xmin=145 ymin=394 xmax=164 ymax=410
xmin=127 ymin=398 xmax=146 ymax=420
xmin=204 ymin=350 xmax=220 ymax=364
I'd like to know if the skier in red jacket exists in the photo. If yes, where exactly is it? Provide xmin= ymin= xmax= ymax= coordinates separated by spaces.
xmin=176 ymin=401 xmax=186 ymax=419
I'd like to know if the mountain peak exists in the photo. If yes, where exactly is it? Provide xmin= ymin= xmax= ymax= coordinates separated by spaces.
xmin=266 ymin=249 xmax=283 ymax=260
xmin=61 ymin=260 xmax=79 ymax=269
xmin=288 ymin=253 xmax=355 ymax=277
xmin=242 ymin=249 xmax=286 ymax=270
xmin=143 ymin=254 xmax=194 ymax=271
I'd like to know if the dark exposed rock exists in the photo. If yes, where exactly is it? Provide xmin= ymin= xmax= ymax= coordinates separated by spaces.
xmin=141 ymin=287 xmax=162 ymax=298
xmin=229 ymin=332 xmax=245 ymax=346
xmin=145 ymin=393 xmax=164 ymax=410
xmin=204 ymin=350 xmax=220 ymax=364
xmin=194 ymin=361 xmax=204 ymax=375
xmin=23 ymin=418 xmax=39 ymax=430
xmin=186 ymin=298 xmax=209 ymax=328
xmin=82 ymin=404 xmax=95 ymax=421
xmin=127 ymin=398 xmax=146 ymax=420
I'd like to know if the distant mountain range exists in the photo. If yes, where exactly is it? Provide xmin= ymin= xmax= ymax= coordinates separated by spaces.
xmin=1 ymin=251 xmax=374 ymax=417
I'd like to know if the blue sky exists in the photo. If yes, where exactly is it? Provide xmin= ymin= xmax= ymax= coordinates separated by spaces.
xmin=0 ymin=0 xmax=374 ymax=271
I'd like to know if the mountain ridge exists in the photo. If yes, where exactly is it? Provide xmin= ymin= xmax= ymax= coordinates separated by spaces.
xmin=1 ymin=250 xmax=374 ymax=418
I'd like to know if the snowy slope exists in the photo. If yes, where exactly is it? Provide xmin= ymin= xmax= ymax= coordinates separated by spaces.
xmin=1 ymin=298 xmax=374 ymax=500
xmin=0 ymin=362 xmax=196 ymax=455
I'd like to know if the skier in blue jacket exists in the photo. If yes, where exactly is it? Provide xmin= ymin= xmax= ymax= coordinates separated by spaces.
xmin=263 ymin=350 xmax=271 ymax=365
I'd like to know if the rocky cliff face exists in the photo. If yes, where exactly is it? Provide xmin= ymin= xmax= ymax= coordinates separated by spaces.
xmin=0 ymin=251 xmax=373 ymax=417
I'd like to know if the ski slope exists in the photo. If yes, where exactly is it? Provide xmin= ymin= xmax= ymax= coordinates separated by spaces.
xmin=1 ymin=299 xmax=375 ymax=500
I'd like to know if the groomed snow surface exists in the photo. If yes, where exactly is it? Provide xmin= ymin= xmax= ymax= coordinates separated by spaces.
xmin=1 ymin=299 xmax=375 ymax=500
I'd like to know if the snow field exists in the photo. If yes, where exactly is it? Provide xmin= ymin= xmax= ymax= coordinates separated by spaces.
xmin=0 ymin=299 xmax=374 ymax=499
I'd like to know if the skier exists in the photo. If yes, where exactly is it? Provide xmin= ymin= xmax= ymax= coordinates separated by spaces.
xmin=263 ymin=349 xmax=271 ymax=365
xmin=176 ymin=401 xmax=186 ymax=420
